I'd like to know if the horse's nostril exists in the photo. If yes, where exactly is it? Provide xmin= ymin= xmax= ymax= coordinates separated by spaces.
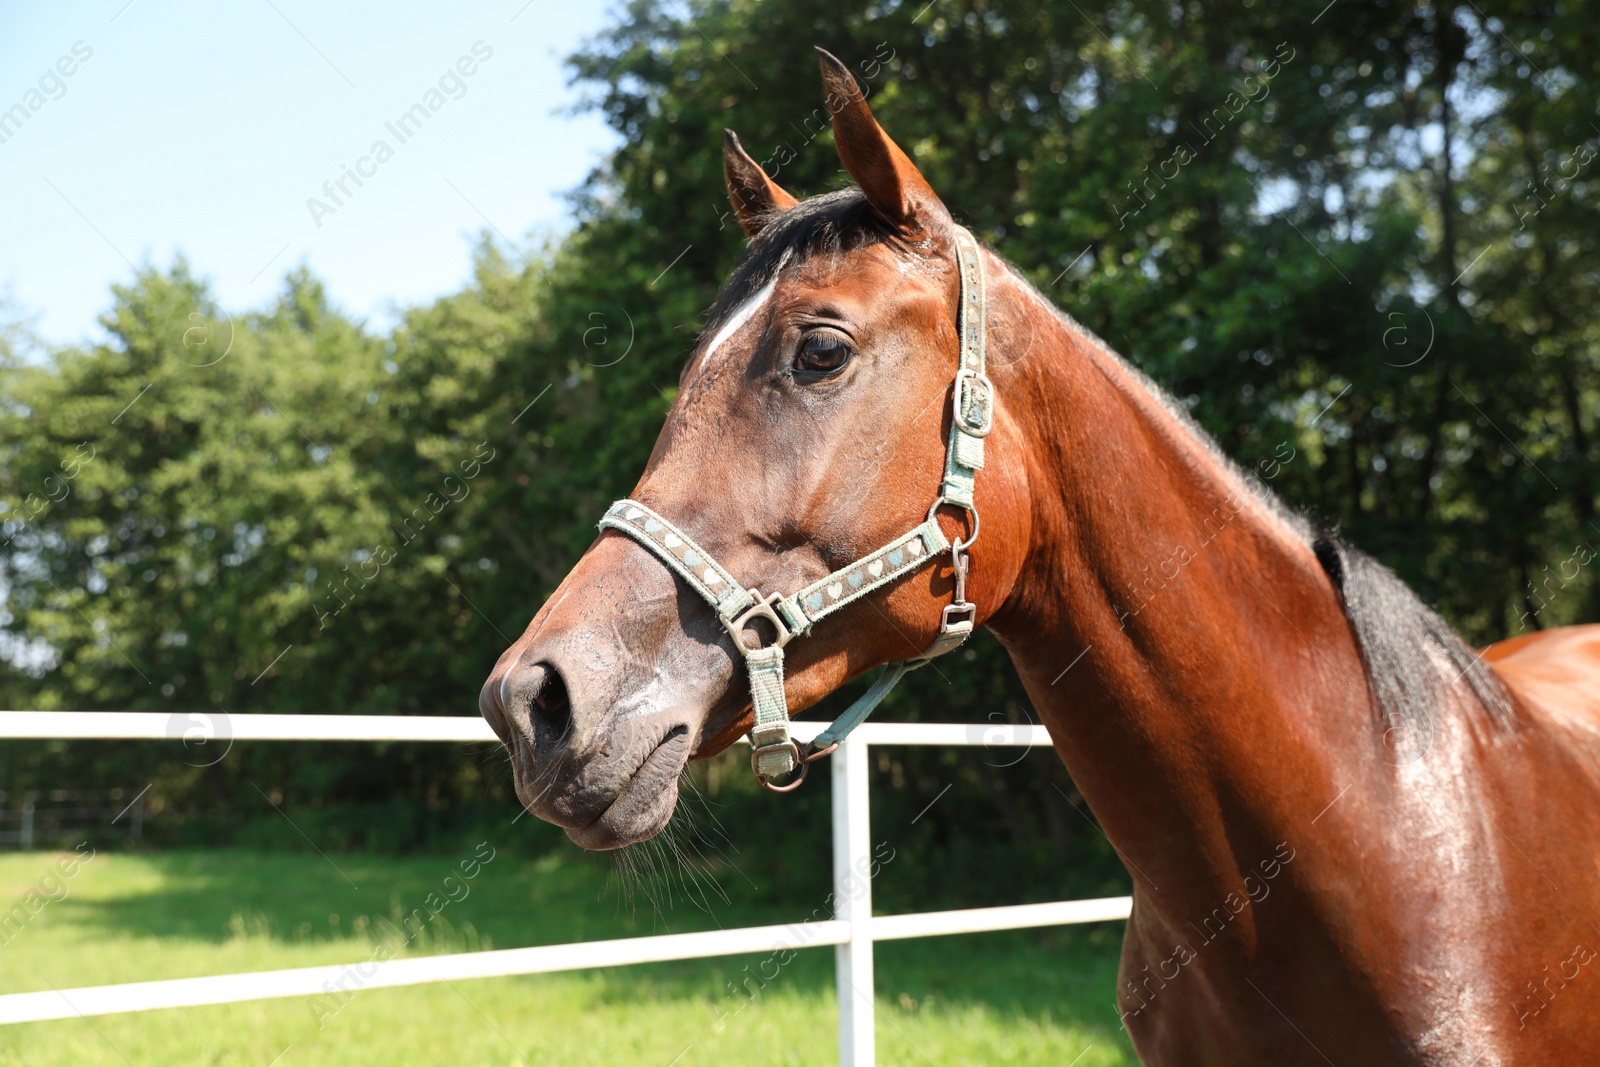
xmin=528 ymin=662 xmax=572 ymax=749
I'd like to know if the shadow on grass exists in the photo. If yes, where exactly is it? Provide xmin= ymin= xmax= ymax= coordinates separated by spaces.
xmin=39 ymin=847 xmax=1135 ymax=1058
xmin=578 ymin=923 xmax=1132 ymax=1050
xmin=49 ymin=846 xmax=760 ymax=949
xmin=41 ymin=841 xmax=877 ymax=948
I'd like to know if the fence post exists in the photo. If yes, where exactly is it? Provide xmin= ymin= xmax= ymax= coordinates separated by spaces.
xmin=832 ymin=734 xmax=874 ymax=1066
xmin=19 ymin=796 xmax=34 ymax=851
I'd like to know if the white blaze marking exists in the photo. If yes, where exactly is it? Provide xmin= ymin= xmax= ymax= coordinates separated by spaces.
xmin=703 ymin=273 xmax=779 ymax=362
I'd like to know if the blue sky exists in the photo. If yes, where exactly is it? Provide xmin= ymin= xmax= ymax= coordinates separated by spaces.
xmin=0 ymin=1 xmax=618 ymax=347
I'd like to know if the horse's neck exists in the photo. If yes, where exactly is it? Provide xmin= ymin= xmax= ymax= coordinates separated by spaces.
xmin=983 ymin=267 xmax=1369 ymax=917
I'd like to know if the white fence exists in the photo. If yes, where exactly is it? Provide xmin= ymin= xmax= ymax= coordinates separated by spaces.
xmin=0 ymin=712 xmax=1132 ymax=1065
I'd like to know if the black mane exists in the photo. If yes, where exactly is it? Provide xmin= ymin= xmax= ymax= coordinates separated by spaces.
xmin=1314 ymin=536 xmax=1515 ymax=736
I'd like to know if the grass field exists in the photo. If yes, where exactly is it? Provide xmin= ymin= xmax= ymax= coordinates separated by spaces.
xmin=0 ymin=847 xmax=1134 ymax=1065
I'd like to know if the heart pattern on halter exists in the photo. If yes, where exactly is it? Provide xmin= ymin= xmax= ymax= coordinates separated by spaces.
xmin=606 ymin=502 xmax=743 ymax=601
xmin=777 ymin=524 xmax=947 ymax=623
xmin=605 ymin=500 xmax=950 ymax=635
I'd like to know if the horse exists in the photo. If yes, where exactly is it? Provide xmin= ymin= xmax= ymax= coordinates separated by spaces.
xmin=479 ymin=47 xmax=1600 ymax=1065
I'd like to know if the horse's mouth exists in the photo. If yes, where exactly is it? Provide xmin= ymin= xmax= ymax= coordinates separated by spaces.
xmin=562 ymin=723 xmax=693 ymax=850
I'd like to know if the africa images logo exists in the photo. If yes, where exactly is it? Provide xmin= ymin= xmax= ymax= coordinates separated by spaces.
xmin=305 ymin=41 xmax=495 ymax=228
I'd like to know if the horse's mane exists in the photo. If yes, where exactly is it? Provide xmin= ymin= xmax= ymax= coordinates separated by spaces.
xmin=699 ymin=188 xmax=1516 ymax=739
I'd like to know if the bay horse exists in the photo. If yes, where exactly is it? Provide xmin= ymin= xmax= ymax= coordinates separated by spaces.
xmin=479 ymin=48 xmax=1600 ymax=1065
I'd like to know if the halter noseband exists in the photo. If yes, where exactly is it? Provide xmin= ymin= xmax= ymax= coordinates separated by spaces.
xmin=598 ymin=225 xmax=994 ymax=790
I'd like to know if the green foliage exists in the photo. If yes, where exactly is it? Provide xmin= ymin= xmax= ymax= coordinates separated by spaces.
xmin=2 ymin=0 xmax=1597 ymax=895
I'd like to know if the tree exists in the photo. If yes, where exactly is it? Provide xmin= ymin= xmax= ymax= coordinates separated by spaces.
xmin=1 ymin=0 xmax=1594 ymax=893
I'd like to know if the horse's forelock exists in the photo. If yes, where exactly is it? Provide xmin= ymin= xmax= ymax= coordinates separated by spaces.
xmin=699 ymin=188 xmax=894 ymax=349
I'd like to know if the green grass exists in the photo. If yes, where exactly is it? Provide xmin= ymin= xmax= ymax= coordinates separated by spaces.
xmin=0 ymin=847 xmax=1134 ymax=1065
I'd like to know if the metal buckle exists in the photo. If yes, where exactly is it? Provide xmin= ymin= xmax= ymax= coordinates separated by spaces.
xmin=752 ymin=740 xmax=806 ymax=792
xmin=722 ymin=590 xmax=793 ymax=651
xmin=952 ymin=367 xmax=994 ymax=438
xmin=940 ymin=601 xmax=977 ymax=633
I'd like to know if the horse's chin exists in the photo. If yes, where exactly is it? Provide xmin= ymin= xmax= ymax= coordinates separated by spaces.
xmin=563 ymin=726 xmax=692 ymax=850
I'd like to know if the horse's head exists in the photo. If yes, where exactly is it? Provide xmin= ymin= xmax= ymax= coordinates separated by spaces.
xmin=480 ymin=50 xmax=1028 ymax=849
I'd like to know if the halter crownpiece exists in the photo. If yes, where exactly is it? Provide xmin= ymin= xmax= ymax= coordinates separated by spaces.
xmin=598 ymin=225 xmax=994 ymax=790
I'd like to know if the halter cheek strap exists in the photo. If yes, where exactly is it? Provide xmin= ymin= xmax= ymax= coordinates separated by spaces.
xmin=597 ymin=225 xmax=994 ymax=789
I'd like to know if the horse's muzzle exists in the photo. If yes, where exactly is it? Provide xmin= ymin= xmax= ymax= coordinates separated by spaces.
xmin=480 ymin=656 xmax=696 ymax=849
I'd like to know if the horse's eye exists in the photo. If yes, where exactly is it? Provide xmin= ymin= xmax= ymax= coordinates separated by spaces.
xmin=795 ymin=332 xmax=853 ymax=375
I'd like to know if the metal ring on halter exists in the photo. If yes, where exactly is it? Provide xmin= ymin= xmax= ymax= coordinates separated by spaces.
xmin=926 ymin=496 xmax=981 ymax=553
xmin=754 ymin=741 xmax=808 ymax=792
xmin=800 ymin=739 xmax=838 ymax=763
xmin=756 ymin=739 xmax=839 ymax=792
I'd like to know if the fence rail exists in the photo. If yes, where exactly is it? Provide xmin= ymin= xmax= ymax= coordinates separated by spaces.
xmin=0 ymin=711 xmax=1056 ymax=746
xmin=0 ymin=711 xmax=1129 ymax=1065
xmin=0 ymin=788 xmax=145 ymax=847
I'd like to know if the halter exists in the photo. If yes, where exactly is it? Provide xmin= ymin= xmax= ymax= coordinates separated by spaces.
xmin=598 ymin=225 xmax=993 ymax=790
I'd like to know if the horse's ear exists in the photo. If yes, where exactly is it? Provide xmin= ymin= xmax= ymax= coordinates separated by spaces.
xmin=723 ymin=130 xmax=798 ymax=239
xmin=816 ymin=47 xmax=950 ymax=239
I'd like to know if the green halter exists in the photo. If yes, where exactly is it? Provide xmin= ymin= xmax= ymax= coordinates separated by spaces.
xmin=599 ymin=225 xmax=993 ymax=789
